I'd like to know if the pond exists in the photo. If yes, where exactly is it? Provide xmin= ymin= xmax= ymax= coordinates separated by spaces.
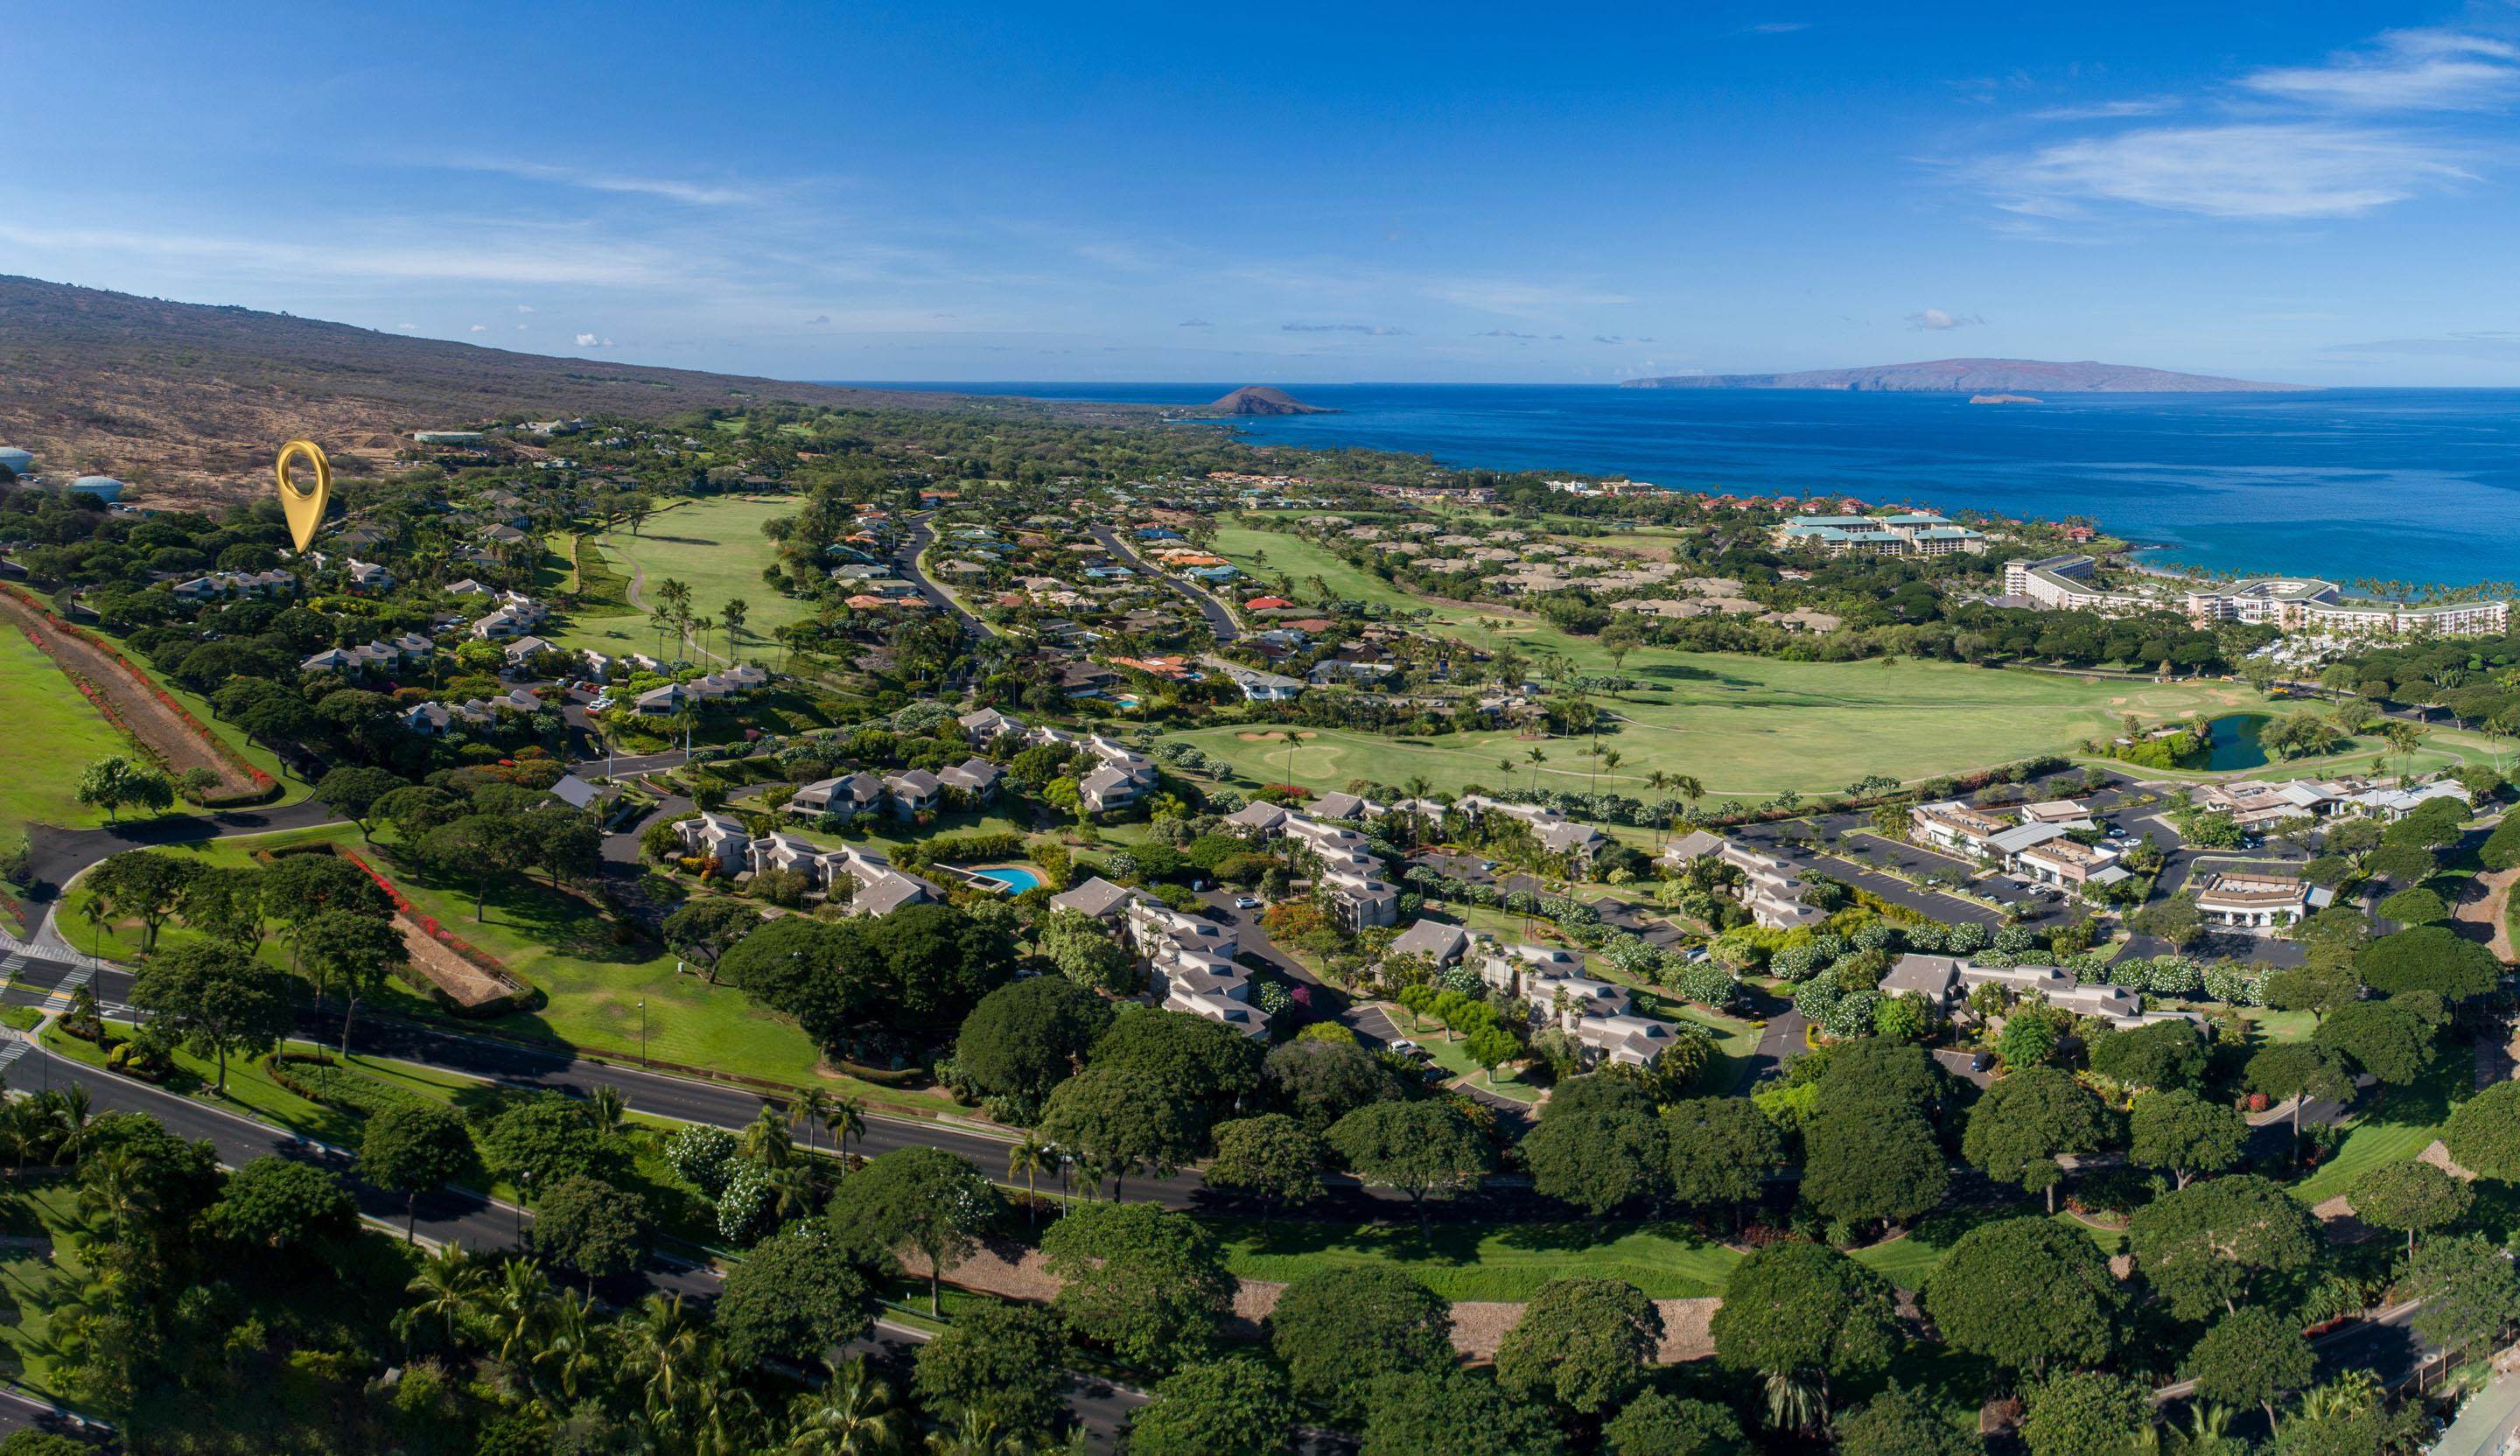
xmin=967 ymin=864 xmax=1043 ymax=893
xmin=2188 ymin=713 xmax=2271 ymax=772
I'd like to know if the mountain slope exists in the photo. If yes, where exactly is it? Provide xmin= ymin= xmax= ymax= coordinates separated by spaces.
xmin=1200 ymin=385 xmax=1334 ymax=416
xmin=0 ymin=276 xmax=1073 ymax=502
xmin=1620 ymin=358 xmax=2310 ymax=393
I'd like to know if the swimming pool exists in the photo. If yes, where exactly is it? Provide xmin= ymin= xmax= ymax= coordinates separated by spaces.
xmin=969 ymin=865 xmax=1042 ymax=893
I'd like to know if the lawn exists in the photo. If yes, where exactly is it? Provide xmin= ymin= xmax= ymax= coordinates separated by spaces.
xmin=1208 ymin=1214 xmax=1742 ymax=1301
xmin=556 ymin=497 xmax=812 ymax=666
xmin=2291 ymin=1054 xmax=2468 ymax=1205
xmin=0 ymin=1179 xmax=91 ymax=1403
xmin=1167 ymin=662 xmax=2270 ymax=802
xmin=1415 ymin=1032 xmax=1542 ymax=1102
xmin=58 ymin=822 xmax=962 ymax=1111
xmin=1847 ymin=1208 xmax=2122 ymax=1291
xmin=0 ymin=622 xmax=131 ymax=842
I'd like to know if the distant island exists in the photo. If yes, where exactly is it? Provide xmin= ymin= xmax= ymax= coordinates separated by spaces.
xmin=1200 ymin=385 xmax=1334 ymax=416
xmin=1969 ymin=393 xmax=2042 ymax=405
xmin=1621 ymin=357 xmax=2310 ymax=393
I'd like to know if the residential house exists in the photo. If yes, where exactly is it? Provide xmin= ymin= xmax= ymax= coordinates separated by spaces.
xmin=936 ymin=758 xmax=1003 ymax=803
xmin=883 ymin=769 xmax=943 ymax=819
xmin=1880 ymin=953 xmax=2193 ymax=1030
xmin=788 ymin=773 xmax=888 ymax=822
xmin=1050 ymin=876 xmax=1141 ymax=921
xmin=1384 ymin=918 xmax=1473 ymax=970
xmin=1125 ymin=899 xmax=1265 ymax=1040
xmin=958 ymin=707 xmax=1026 ymax=745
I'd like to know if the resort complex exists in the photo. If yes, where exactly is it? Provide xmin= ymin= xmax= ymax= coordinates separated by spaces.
xmin=2006 ymin=553 xmax=2512 ymax=636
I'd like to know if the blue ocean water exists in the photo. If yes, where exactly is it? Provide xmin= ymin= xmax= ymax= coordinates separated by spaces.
xmin=853 ymin=382 xmax=2520 ymax=589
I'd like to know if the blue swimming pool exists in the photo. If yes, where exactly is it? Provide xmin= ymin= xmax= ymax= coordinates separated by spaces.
xmin=970 ymin=865 xmax=1042 ymax=893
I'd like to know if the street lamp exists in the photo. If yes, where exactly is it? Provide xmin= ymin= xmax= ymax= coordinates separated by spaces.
xmin=638 ymin=998 xmax=648 ymax=1068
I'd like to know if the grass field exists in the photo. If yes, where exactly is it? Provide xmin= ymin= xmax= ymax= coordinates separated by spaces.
xmin=556 ymin=497 xmax=810 ymax=665
xmin=0 ymin=1180 xmax=88 ymax=1401
xmin=1190 ymin=520 xmax=2294 ymax=797
xmin=58 ymin=823 xmax=961 ymax=1110
xmin=2292 ymin=1055 xmax=2468 ymax=1205
xmin=1210 ymin=1214 xmax=1741 ymax=1301
xmin=0 ymin=623 xmax=132 ymax=842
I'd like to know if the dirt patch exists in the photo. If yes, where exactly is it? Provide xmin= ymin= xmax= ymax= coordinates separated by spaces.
xmin=395 ymin=914 xmax=514 ymax=1010
xmin=2456 ymin=864 xmax=2518 ymax=964
xmin=0 ymin=591 xmax=261 ymax=797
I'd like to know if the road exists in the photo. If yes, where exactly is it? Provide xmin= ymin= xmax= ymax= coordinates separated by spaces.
xmin=894 ymin=514 xmax=991 ymax=639
xmin=19 ymin=797 xmax=346 ymax=900
xmin=1088 ymin=524 xmax=1239 ymax=643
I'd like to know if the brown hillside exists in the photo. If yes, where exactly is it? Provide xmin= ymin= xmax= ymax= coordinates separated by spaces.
xmin=0 ymin=276 xmax=1091 ymax=506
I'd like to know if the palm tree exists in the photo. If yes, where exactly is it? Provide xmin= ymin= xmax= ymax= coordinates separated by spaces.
xmin=1007 ymin=1133 xmax=1054 ymax=1229
xmin=75 ymin=1146 xmax=158 ymax=1242
xmin=48 ymin=1086 xmax=92 ymax=1165
xmin=1644 ymin=770 xmax=1673 ymax=844
xmin=794 ymin=1087 xmax=834 ymax=1158
xmin=824 ymin=1096 xmax=867 ymax=1164
xmin=1524 ymin=745 xmax=1548 ymax=794
xmin=782 ymin=1356 xmax=903 ymax=1456
xmin=1672 ymin=773 xmax=1705 ymax=827
xmin=741 ymin=1101 xmax=794 ymax=1168
xmin=483 ymin=1256 xmax=555 ymax=1367
xmin=924 ymin=1404 xmax=1037 ymax=1455
xmin=584 ymin=1084 xmax=628 ymax=1134
xmin=626 ymin=1292 xmax=710 ymax=1424
xmin=395 ymin=1243 xmax=486 ymax=1355
xmin=534 ymin=1286 xmax=607 ymax=1404
xmin=687 ymin=1348 xmax=766 ymax=1456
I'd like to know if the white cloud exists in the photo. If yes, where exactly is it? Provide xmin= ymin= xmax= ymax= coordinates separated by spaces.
xmin=1740 ymin=22 xmax=1809 ymax=34
xmin=445 ymin=157 xmax=758 ymax=206
xmin=2242 ymin=29 xmax=2520 ymax=112
xmin=396 ymin=322 xmax=416 ymax=331
xmin=576 ymin=332 xmax=599 ymax=346
xmin=2026 ymin=97 xmax=2180 ymax=121
xmin=1976 ymin=123 xmax=2475 ymax=220
xmin=469 ymin=324 xmax=487 ymax=332
xmin=1283 ymin=322 xmax=1410 ymax=335
xmin=2325 ymin=330 xmax=2520 ymax=360
xmin=516 ymin=304 xmax=536 ymax=313
xmin=1420 ymin=277 xmax=1632 ymax=318
xmin=0 ymin=222 xmax=681 ymax=288
xmin=804 ymin=314 xmax=832 ymax=326
xmin=1906 ymin=308 xmax=1984 ymax=330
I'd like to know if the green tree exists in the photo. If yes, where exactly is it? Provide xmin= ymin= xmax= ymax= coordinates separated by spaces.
xmin=202 ymin=1155 xmax=357 ymax=1252
xmin=416 ymin=813 xmax=527 ymax=921
xmin=2404 ymin=1232 xmax=2520 ymax=1362
xmin=75 ymin=755 xmax=173 ymax=822
xmin=2132 ymin=892 xmax=2203 ymax=948
xmin=912 ymin=1303 xmax=1072 ymax=1443
xmin=358 ymin=1099 xmax=473 ymax=1241
xmin=714 ymin=1225 xmax=876 ymax=1367
xmin=2348 ymin=1159 xmax=2473 ymax=1256
xmin=1493 ymin=1278 xmax=1664 ymax=1417
xmin=1522 ymin=1106 xmax=1667 ymax=1219
xmin=1129 ymin=1357 xmax=1295 ymax=1456
xmin=956 ymin=976 xmax=1113 ymax=1108
xmin=2446 ymin=1080 xmax=2520 ymax=1181
xmin=1710 ymin=1240 xmax=1900 ymax=1430
xmin=1204 ymin=1114 xmax=1325 ymax=1216
xmin=1037 ymin=1062 xmax=1204 ymax=1200
xmin=315 ymin=765 xmax=407 ymax=842
xmin=2128 ymin=1088 xmax=2247 ymax=1188
xmin=1601 ymin=1392 xmax=1747 ymax=1456
xmin=1039 ymin=1201 xmax=1235 ymax=1374
xmin=1326 ymin=1100 xmax=1492 ymax=1236
xmin=2244 ymin=1043 xmax=2356 ymax=1138
xmin=2187 ymin=1306 xmax=2313 ymax=1431
xmin=1265 ymin=1266 xmax=1453 ymax=1425
xmin=481 ymin=1093 xmax=623 ymax=1209
xmin=1922 ymin=1216 xmax=2122 ymax=1376
xmin=2018 ymin=1371 xmax=2146 ymax=1456
xmin=659 ymin=898 xmax=762 ymax=985
xmin=1361 ymin=1370 xmax=1567 ymax=1456
xmin=1662 ymin=1096 xmax=1784 ymax=1221
xmin=529 ymin=1173 xmax=648 ymax=1281
xmin=1833 ymin=1383 xmax=1982 ymax=1456
xmin=1037 ymin=907 xmax=1139 ymax=993
xmin=2314 ymin=998 xmax=2437 ymax=1085
xmin=130 ymin=941 xmax=291 ymax=1092
xmin=2127 ymin=1175 xmax=2320 ymax=1320
xmin=2356 ymin=925 xmax=2499 ymax=1001
xmin=89 ymin=849 xmax=201 ymax=953
xmin=1803 ymin=1105 xmax=1947 ymax=1229
xmin=1263 ymin=1037 xmax=1400 ymax=1130
xmin=1961 ymin=1067 xmax=2117 ymax=1213
xmin=299 ymin=908 xmax=408 ymax=1057
xmin=822 ymin=1144 xmax=1001 ymax=1316
xmin=2086 ymin=1019 xmax=2208 ymax=1093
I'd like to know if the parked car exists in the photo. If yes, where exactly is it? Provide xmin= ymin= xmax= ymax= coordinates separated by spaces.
xmin=1970 ymin=1053 xmax=1993 ymax=1073
xmin=1233 ymin=896 xmax=1261 ymax=909
xmin=1390 ymin=1039 xmax=1419 ymax=1054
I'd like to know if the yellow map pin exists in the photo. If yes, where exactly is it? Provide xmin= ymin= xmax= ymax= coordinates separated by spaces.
xmin=276 ymin=439 xmax=331 ymax=553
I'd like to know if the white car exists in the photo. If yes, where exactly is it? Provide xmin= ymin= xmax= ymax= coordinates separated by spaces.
xmin=588 ymin=693 xmax=613 ymax=711
xmin=1233 ymin=896 xmax=1261 ymax=909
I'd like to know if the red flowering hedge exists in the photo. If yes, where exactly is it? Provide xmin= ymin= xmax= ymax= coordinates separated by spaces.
xmin=338 ymin=846 xmax=531 ymax=1008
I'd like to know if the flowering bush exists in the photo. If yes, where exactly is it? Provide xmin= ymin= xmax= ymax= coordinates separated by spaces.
xmin=666 ymin=1124 xmax=740 ymax=1196
xmin=716 ymin=1161 xmax=775 ymax=1245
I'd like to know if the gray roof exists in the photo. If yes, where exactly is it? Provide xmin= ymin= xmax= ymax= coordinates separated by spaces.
xmin=1388 ymin=919 xmax=1472 ymax=963
xmin=1662 ymin=830 xmax=1725 ymax=862
xmin=1050 ymin=876 xmax=1138 ymax=918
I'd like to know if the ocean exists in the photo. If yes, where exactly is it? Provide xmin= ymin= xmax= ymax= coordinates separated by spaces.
xmin=845 ymin=382 xmax=2520 ymax=590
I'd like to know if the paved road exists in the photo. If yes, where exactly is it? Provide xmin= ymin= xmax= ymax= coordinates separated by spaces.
xmin=1088 ymin=524 xmax=1239 ymax=643
xmin=19 ymin=797 xmax=346 ymax=900
xmin=895 ymin=515 xmax=990 ymax=639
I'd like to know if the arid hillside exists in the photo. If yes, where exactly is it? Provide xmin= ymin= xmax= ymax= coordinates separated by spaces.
xmin=0 ymin=276 xmax=1075 ymax=505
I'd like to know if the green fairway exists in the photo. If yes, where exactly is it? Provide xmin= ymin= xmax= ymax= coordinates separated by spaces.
xmin=0 ymin=622 xmax=132 ymax=841
xmin=1208 ymin=1214 xmax=1741 ymax=1301
xmin=556 ymin=496 xmax=810 ymax=665
xmin=1168 ymin=657 xmax=2267 ymax=798
xmin=0 ymin=1180 xmax=91 ymax=1401
xmin=2291 ymin=1055 xmax=2468 ymax=1205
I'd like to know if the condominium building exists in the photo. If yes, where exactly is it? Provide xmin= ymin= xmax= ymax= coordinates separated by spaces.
xmin=2184 ymin=578 xmax=2509 ymax=637
xmin=1775 ymin=512 xmax=1986 ymax=557
xmin=2192 ymin=871 xmax=2328 ymax=933
xmin=2001 ymin=555 xmax=2164 ymax=616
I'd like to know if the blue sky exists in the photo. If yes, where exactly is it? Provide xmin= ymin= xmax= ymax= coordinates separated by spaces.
xmin=6 ymin=1 xmax=2518 ymax=383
